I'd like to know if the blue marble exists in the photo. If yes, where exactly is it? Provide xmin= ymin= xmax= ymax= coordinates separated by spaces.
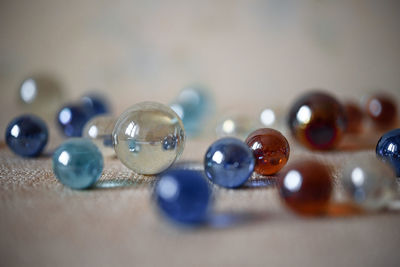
xmin=170 ymin=86 xmax=213 ymax=136
xmin=80 ymin=94 xmax=110 ymax=117
xmin=5 ymin=114 xmax=48 ymax=157
xmin=57 ymin=104 xmax=91 ymax=137
xmin=204 ymin=137 xmax=255 ymax=188
xmin=155 ymin=169 xmax=211 ymax=225
xmin=52 ymin=138 xmax=103 ymax=189
xmin=376 ymin=128 xmax=400 ymax=176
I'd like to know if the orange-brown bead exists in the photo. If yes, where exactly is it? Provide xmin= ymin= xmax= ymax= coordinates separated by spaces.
xmin=344 ymin=101 xmax=364 ymax=134
xmin=366 ymin=94 xmax=397 ymax=129
xmin=245 ymin=128 xmax=290 ymax=175
xmin=277 ymin=159 xmax=333 ymax=216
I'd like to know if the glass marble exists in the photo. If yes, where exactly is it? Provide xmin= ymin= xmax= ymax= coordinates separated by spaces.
xmin=277 ymin=159 xmax=333 ymax=216
xmin=376 ymin=128 xmax=400 ymax=176
xmin=216 ymin=114 xmax=256 ymax=139
xmin=288 ymin=91 xmax=347 ymax=150
xmin=366 ymin=94 xmax=397 ymax=129
xmin=341 ymin=155 xmax=397 ymax=210
xmin=170 ymin=85 xmax=213 ymax=136
xmin=344 ymin=101 xmax=364 ymax=134
xmin=112 ymin=102 xmax=185 ymax=175
xmin=52 ymin=138 xmax=103 ymax=189
xmin=80 ymin=93 xmax=110 ymax=117
xmin=204 ymin=137 xmax=255 ymax=188
xmin=57 ymin=104 xmax=91 ymax=137
xmin=155 ymin=169 xmax=211 ymax=225
xmin=5 ymin=114 xmax=48 ymax=157
xmin=245 ymin=128 xmax=290 ymax=175
xmin=83 ymin=115 xmax=116 ymax=157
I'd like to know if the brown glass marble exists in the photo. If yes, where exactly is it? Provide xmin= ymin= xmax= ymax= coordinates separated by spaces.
xmin=277 ymin=159 xmax=333 ymax=216
xmin=245 ymin=128 xmax=290 ymax=175
xmin=366 ymin=94 xmax=397 ymax=129
xmin=344 ymin=101 xmax=364 ymax=133
xmin=288 ymin=91 xmax=347 ymax=150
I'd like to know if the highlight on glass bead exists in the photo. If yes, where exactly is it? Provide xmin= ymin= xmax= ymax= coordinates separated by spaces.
xmin=52 ymin=138 xmax=103 ymax=189
xmin=170 ymin=85 xmax=213 ymax=137
xmin=155 ymin=169 xmax=211 ymax=225
xmin=5 ymin=114 xmax=48 ymax=157
xmin=83 ymin=115 xmax=116 ymax=157
xmin=259 ymin=108 xmax=276 ymax=127
xmin=204 ymin=137 xmax=255 ymax=188
xmin=245 ymin=128 xmax=290 ymax=176
xmin=57 ymin=103 xmax=91 ymax=137
xmin=376 ymin=128 xmax=400 ymax=177
xmin=80 ymin=93 xmax=110 ymax=117
xmin=341 ymin=155 xmax=397 ymax=211
xmin=112 ymin=101 xmax=185 ymax=175
xmin=366 ymin=93 xmax=397 ymax=129
xmin=277 ymin=159 xmax=333 ymax=216
xmin=216 ymin=113 xmax=256 ymax=139
xmin=288 ymin=91 xmax=347 ymax=150
xmin=344 ymin=101 xmax=364 ymax=134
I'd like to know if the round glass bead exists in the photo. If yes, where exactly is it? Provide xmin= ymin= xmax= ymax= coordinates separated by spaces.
xmin=288 ymin=91 xmax=346 ymax=150
xmin=83 ymin=115 xmax=116 ymax=157
xmin=204 ymin=137 xmax=255 ymax=188
xmin=57 ymin=104 xmax=91 ymax=137
xmin=366 ymin=94 xmax=397 ymax=129
xmin=344 ymin=101 xmax=364 ymax=134
xmin=245 ymin=128 xmax=290 ymax=175
xmin=216 ymin=114 xmax=256 ymax=139
xmin=112 ymin=101 xmax=185 ymax=175
xmin=52 ymin=138 xmax=103 ymax=189
xmin=341 ymin=155 xmax=397 ymax=210
xmin=155 ymin=169 xmax=211 ymax=225
xmin=5 ymin=114 xmax=48 ymax=157
xmin=277 ymin=159 xmax=333 ymax=216
xmin=80 ymin=93 xmax=110 ymax=117
xmin=376 ymin=128 xmax=400 ymax=176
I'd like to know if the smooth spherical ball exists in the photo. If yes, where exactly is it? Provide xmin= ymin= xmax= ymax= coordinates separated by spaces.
xmin=366 ymin=94 xmax=397 ymax=129
xmin=5 ymin=114 xmax=48 ymax=157
xmin=57 ymin=104 xmax=91 ymax=137
xmin=344 ymin=101 xmax=364 ymax=134
xmin=204 ymin=137 xmax=255 ymax=188
xmin=341 ymin=155 xmax=397 ymax=210
xmin=83 ymin=115 xmax=116 ymax=157
xmin=277 ymin=159 xmax=333 ymax=216
xmin=113 ymin=102 xmax=185 ymax=175
xmin=216 ymin=114 xmax=255 ymax=139
xmin=52 ymin=138 xmax=103 ymax=189
xmin=155 ymin=169 xmax=211 ymax=225
xmin=245 ymin=128 xmax=290 ymax=175
xmin=80 ymin=93 xmax=110 ymax=117
xmin=288 ymin=91 xmax=346 ymax=150
xmin=376 ymin=128 xmax=400 ymax=176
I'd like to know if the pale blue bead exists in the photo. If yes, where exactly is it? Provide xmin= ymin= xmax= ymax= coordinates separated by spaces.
xmin=52 ymin=138 xmax=103 ymax=189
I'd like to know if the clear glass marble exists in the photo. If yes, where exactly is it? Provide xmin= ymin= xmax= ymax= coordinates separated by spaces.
xmin=341 ymin=155 xmax=397 ymax=211
xmin=83 ymin=115 xmax=116 ymax=157
xmin=112 ymin=102 xmax=185 ymax=175
xmin=216 ymin=114 xmax=256 ymax=139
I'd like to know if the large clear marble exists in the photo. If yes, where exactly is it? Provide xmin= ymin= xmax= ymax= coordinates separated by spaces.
xmin=83 ymin=115 xmax=116 ymax=157
xmin=112 ymin=102 xmax=185 ymax=175
xmin=341 ymin=155 xmax=397 ymax=210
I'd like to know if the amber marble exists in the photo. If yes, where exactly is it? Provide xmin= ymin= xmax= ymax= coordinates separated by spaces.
xmin=366 ymin=94 xmax=397 ymax=129
xmin=245 ymin=128 xmax=290 ymax=175
xmin=344 ymin=102 xmax=364 ymax=134
xmin=277 ymin=160 xmax=333 ymax=216
xmin=288 ymin=91 xmax=347 ymax=150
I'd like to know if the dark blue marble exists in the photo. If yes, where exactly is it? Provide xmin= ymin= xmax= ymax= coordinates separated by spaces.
xmin=5 ymin=114 xmax=48 ymax=157
xmin=57 ymin=104 xmax=91 ymax=137
xmin=80 ymin=94 xmax=110 ymax=117
xmin=53 ymin=138 xmax=103 ymax=189
xmin=155 ymin=169 xmax=211 ymax=225
xmin=204 ymin=137 xmax=255 ymax=188
xmin=376 ymin=128 xmax=400 ymax=176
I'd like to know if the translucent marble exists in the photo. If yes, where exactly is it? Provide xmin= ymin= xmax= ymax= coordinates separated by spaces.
xmin=204 ymin=137 xmax=255 ymax=188
xmin=288 ymin=91 xmax=347 ymax=150
xmin=155 ymin=169 xmax=211 ymax=225
xmin=80 ymin=93 xmax=110 ymax=117
xmin=83 ymin=115 xmax=116 ymax=157
xmin=344 ymin=101 xmax=364 ymax=134
xmin=216 ymin=114 xmax=256 ymax=139
xmin=376 ymin=128 xmax=400 ymax=177
xmin=5 ymin=114 xmax=48 ymax=157
xmin=341 ymin=155 xmax=397 ymax=210
xmin=57 ymin=104 xmax=91 ymax=137
xmin=52 ymin=138 xmax=103 ymax=189
xmin=277 ymin=159 xmax=333 ymax=216
xmin=245 ymin=128 xmax=290 ymax=175
xmin=112 ymin=102 xmax=185 ymax=175
xmin=366 ymin=94 xmax=397 ymax=129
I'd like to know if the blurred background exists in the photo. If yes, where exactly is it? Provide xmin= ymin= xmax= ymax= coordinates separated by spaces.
xmin=1 ymin=0 xmax=400 ymax=137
